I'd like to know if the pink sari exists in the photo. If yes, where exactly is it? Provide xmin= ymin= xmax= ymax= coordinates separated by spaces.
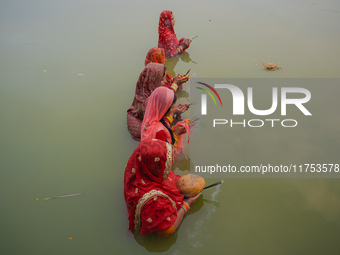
xmin=141 ymin=87 xmax=174 ymax=143
xmin=141 ymin=87 xmax=190 ymax=155
xmin=127 ymin=63 xmax=165 ymax=141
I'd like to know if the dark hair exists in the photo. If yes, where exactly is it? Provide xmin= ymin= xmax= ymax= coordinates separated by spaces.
xmin=160 ymin=94 xmax=177 ymax=144
xmin=163 ymin=66 xmax=166 ymax=77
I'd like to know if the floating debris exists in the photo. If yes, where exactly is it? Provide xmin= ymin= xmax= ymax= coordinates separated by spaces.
xmin=68 ymin=237 xmax=73 ymax=240
xmin=258 ymin=62 xmax=283 ymax=71
xmin=44 ymin=193 xmax=83 ymax=200
xmin=36 ymin=198 xmax=39 ymax=201
xmin=43 ymin=70 xmax=47 ymax=72
xmin=77 ymin=73 xmax=84 ymax=77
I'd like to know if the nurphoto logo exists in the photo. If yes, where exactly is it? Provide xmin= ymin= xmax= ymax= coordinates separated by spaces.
xmin=196 ymin=82 xmax=312 ymax=128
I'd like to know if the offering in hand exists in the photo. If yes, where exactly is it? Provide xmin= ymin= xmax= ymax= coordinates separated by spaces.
xmin=177 ymin=174 xmax=205 ymax=198
xmin=178 ymin=69 xmax=191 ymax=79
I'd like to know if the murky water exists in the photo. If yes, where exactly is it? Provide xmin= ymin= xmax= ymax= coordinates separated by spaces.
xmin=1 ymin=0 xmax=339 ymax=254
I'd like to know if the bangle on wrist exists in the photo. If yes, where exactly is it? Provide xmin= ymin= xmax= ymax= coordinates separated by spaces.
xmin=181 ymin=201 xmax=190 ymax=213
xmin=173 ymin=133 xmax=179 ymax=147
xmin=165 ymin=115 xmax=173 ymax=124
xmin=170 ymin=83 xmax=178 ymax=91
xmin=173 ymin=133 xmax=179 ymax=143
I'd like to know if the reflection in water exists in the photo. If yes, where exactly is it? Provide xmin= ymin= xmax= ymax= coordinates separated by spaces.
xmin=2 ymin=0 xmax=340 ymax=254
xmin=165 ymin=52 xmax=197 ymax=77
xmin=134 ymin=231 xmax=178 ymax=252
xmin=201 ymin=198 xmax=221 ymax=207
xmin=165 ymin=55 xmax=180 ymax=77
xmin=173 ymin=153 xmax=192 ymax=171
xmin=186 ymin=195 xmax=204 ymax=216
xmin=179 ymin=51 xmax=195 ymax=64
xmin=175 ymin=89 xmax=190 ymax=100
xmin=133 ymin=194 xmax=205 ymax=252
xmin=186 ymin=185 xmax=222 ymax=248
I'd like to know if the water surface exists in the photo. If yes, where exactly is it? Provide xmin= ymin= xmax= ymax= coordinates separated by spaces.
xmin=1 ymin=0 xmax=340 ymax=254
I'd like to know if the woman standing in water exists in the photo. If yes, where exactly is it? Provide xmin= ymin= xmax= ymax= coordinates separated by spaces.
xmin=124 ymin=138 xmax=200 ymax=236
xmin=144 ymin=47 xmax=189 ymax=89
xmin=158 ymin=10 xmax=192 ymax=58
xmin=127 ymin=63 xmax=187 ymax=141
xmin=141 ymin=87 xmax=190 ymax=155
xmin=127 ymin=63 xmax=166 ymax=141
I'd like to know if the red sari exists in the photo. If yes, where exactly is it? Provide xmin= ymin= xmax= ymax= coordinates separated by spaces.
xmin=144 ymin=47 xmax=173 ymax=88
xmin=158 ymin=10 xmax=190 ymax=58
xmin=124 ymin=138 xmax=184 ymax=235
xmin=127 ymin=63 xmax=165 ymax=141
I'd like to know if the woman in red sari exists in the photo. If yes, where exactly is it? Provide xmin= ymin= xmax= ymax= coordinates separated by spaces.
xmin=144 ymin=47 xmax=188 ymax=90
xmin=158 ymin=10 xmax=192 ymax=58
xmin=124 ymin=138 xmax=200 ymax=236
xmin=141 ymin=87 xmax=190 ymax=155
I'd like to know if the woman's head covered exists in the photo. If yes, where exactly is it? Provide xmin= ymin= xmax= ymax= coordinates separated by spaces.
xmin=141 ymin=87 xmax=176 ymax=142
xmin=124 ymin=138 xmax=184 ymax=235
xmin=134 ymin=63 xmax=165 ymax=104
xmin=145 ymin=48 xmax=166 ymax=66
xmin=159 ymin=10 xmax=174 ymax=34
xmin=136 ymin=138 xmax=174 ymax=182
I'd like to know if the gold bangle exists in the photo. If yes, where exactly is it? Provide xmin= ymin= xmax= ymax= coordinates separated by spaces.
xmin=173 ymin=133 xmax=179 ymax=147
xmin=166 ymin=115 xmax=173 ymax=124
xmin=173 ymin=133 xmax=179 ymax=143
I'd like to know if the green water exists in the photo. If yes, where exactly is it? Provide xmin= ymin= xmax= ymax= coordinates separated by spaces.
xmin=1 ymin=0 xmax=340 ymax=254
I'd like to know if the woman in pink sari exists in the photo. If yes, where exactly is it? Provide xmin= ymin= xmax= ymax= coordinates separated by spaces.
xmin=141 ymin=87 xmax=190 ymax=155
xmin=158 ymin=10 xmax=192 ymax=58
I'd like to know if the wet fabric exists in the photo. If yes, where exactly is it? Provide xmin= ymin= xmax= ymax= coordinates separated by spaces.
xmin=141 ymin=87 xmax=175 ymax=144
xmin=127 ymin=63 xmax=165 ymax=140
xmin=144 ymin=47 xmax=173 ymax=88
xmin=144 ymin=48 xmax=166 ymax=66
xmin=126 ymin=113 xmax=143 ymax=141
xmin=124 ymin=138 xmax=184 ymax=235
xmin=158 ymin=10 xmax=189 ymax=58
xmin=141 ymin=87 xmax=190 ymax=155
